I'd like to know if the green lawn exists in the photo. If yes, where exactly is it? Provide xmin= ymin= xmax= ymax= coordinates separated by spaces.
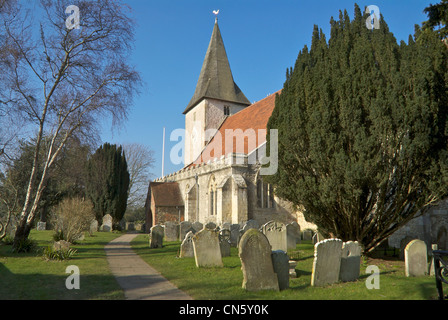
xmin=0 ymin=230 xmax=125 ymax=300
xmin=131 ymin=234 xmax=439 ymax=300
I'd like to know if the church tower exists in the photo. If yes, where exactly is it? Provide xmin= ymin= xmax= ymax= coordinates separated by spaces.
xmin=183 ymin=17 xmax=251 ymax=167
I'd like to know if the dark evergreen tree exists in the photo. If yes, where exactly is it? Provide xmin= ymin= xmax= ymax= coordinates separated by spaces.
xmin=266 ymin=4 xmax=448 ymax=252
xmin=86 ymin=143 xmax=130 ymax=226
xmin=423 ymin=0 xmax=448 ymax=40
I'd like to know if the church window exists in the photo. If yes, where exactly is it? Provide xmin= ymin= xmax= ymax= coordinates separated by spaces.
xmin=256 ymin=176 xmax=275 ymax=209
xmin=224 ymin=105 xmax=230 ymax=116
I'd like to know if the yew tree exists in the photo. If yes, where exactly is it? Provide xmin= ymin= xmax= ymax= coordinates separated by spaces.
xmin=266 ymin=4 xmax=448 ymax=252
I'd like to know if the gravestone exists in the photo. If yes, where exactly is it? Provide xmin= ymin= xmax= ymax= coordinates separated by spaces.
xmin=221 ymin=222 xmax=231 ymax=230
xmin=192 ymin=228 xmax=223 ymax=267
xmin=242 ymin=220 xmax=259 ymax=232
xmin=53 ymin=240 xmax=71 ymax=251
xmin=192 ymin=221 xmax=203 ymax=233
xmin=180 ymin=221 xmax=193 ymax=240
xmin=287 ymin=222 xmax=301 ymax=250
xmin=36 ymin=222 xmax=46 ymax=231
xmin=219 ymin=229 xmax=231 ymax=257
xmin=311 ymin=239 xmax=343 ymax=287
xmin=164 ymin=221 xmax=179 ymax=242
xmin=149 ymin=225 xmax=164 ymax=248
xmin=89 ymin=219 xmax=98 ymax=235
xmin=238 ymin=228 xmax=279 ymax=292
xmin=260 ymin=220 xmax=287 ymax=252
xmin=126 ymin=222 xmax=135 ymax=231
xmin=179 ymin=231 xmax=195 ymax=258
xmin=339 ymin=241 xmax=362 ymax=282
xmin=405 ymin=239 xmax=428 ymax=277
xmin=100 ymin=214 xmax=113 ymax=232
xmin=271 ymin=250 xmax=290 ymax=290
xmin=205 ymin=222 xmax=217 ymax=230
xmin=303 ymin=230 xmax=313 ymax=241
xmin=230 ymin=224 xmax=240 ymax=247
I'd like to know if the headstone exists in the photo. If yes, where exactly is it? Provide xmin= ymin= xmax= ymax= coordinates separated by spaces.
xmin=192 ymin=221 xmax=203 ymax=233
xmin=405 ymin=239 xmax=428 ymax=277
xmin=219 ymin=229 xmax=231 ymax=257
xmin=238 ymin=228 xmax=279 ymax=292
xmin=100 ymin=214 xmax=113 ymax=232
xmin=180 ymin=221 xmax=193 ymax=240
xmin=36 ymin=222 xmax=46 ymax=231
xmin=230 ymin=224 xmax=240 ymax=247
xmin=289 ymin=260 xmax=298 ymax=278
xmin=164 ymin=221 xmax=179 ymax=242
xmin=89 ymin=219 xmax=98 ymax=235
xmin=242 ymin=220 xmax=259 ymax=232
xmin=149 ymin=225 xmax=164 ymax=248
xmin=205 ymin=222 xmax=217 ymax=230
xmin=271 ymin=250 xmax=290 ymax=290
xmin=126 ymin=222 xmax=135 ymax=231
xmin=311 ymin=239 xmax=343 ymax=287
xmin=221 ymin=222 xmax=231 ymax=230
xmin=287 ymin=222 xmax=301 ymax=250
xmin=260 ymin=220 xmax=287 ymax=252
xmin=179 ymin=231 xmax=195 ymax=258
xmin=303 ymin=230 xmax=313 ymax=241
xmin=312 ymin=232 xmax=325 ymax=245
xmin=339 ymin=241 xmax=362 ymax=282
xmin=192 ymin=228 xmax=223 ymax=267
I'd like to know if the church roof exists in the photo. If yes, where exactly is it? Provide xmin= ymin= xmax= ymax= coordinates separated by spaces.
xmin=188 ymin=90 xmax=280 ymax=167
xmin=150 ymin=182 xmax=184 ymax=207
xmin=183 ymin=20 xmax=251 ymax=114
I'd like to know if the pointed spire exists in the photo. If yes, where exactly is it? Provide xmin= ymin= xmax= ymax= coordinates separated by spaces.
xmin=183 ymin=19 xmax=250 ymax=114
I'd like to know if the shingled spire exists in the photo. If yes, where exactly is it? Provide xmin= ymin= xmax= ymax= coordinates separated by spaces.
xmin=183 ymin=19 xmax=251 ymax=114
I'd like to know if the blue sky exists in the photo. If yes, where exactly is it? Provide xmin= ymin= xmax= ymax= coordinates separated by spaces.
xmin=99 ymin=0 xmax=435 ymax=179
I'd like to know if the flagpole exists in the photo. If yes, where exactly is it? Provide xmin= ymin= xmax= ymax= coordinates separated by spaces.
xmin=162 ymin=127 xmax=166 ymax=177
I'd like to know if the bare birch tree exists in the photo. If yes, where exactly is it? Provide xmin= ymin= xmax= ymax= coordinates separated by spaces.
xmin=0 ymin=0 xmax=141 ymax=249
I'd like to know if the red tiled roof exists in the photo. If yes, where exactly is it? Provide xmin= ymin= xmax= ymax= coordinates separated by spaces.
xmin=188 ymin=90 xmax=280 ymax=167
xmin=150 ymin=182 xmax=184 ymax=207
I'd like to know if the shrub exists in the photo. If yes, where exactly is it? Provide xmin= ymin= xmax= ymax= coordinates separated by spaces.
xmin=51 ymin=197 xmax=95 ymax=243
xmin=43 ymin=246 xmax=77 ymax=261
xmin=11 ymin=238 xmax=37 ymax=253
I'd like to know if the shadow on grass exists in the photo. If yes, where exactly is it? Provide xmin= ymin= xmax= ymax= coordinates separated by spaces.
xmin=0 ymin=262 xmax=123 ymax=300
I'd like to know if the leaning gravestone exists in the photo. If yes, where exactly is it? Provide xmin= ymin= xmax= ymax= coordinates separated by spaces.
xmin=180 ymin=221 xmax=193 ymax=240
xmin=192 ymin=228 xmax=223 ymax=267
xmin=405 ymin=239 xmax=428 ymax=277
xmin=311 ymin=239 xmax=343 ymax=287
xmin=260 ymin=220 xmax=287 ymax=252
xmin=179 ymin=231 xmax=195 ymax=258
xmin=271 ymin=250 xmax=290 ymax=290
xmin=100 ymin=214 xmax=113 ymax=232
xmin=238 ymin=228 xmax=279 ymax=292
xmin=149 ymin=225 xmax=164 ymax=248
xmin=287 ymin=222 xmax=301 ymax=250
xmin=339 ymin=241 xmax=362 ymax=282
xmin=164 ymin=221 xmax=179 ymax=242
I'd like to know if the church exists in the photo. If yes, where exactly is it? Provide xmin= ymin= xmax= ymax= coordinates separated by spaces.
xmin=144 ymin=16 xmax=448 ymax=252
xmin=144 ymin=17 xmax=312 ymax=231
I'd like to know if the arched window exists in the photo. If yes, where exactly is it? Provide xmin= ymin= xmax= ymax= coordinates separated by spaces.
xmin=256 ymin=176 xmax=275 ymax=209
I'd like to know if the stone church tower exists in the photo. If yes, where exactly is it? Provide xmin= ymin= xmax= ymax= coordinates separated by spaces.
xmin=183 ymin=18 xmax=251 ymax=166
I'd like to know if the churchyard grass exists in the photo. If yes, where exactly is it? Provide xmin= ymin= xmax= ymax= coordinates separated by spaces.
xmin=131 ymin=234 xmax=438 ymax=300
xmin=0 ymin=230 xmax=125 ymax=300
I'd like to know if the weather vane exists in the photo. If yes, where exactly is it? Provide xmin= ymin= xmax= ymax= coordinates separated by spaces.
xmin=213 ymin=10 xmax=219 ymax=22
